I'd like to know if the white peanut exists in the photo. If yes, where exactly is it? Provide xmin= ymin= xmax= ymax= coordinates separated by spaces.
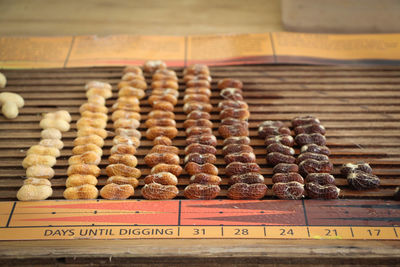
xmin=0 ymin=72 xmax=6 ymax=88
xmin=0 ymin=92 xmax=24 ymax=119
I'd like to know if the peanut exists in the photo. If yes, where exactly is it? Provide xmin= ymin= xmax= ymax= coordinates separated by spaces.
xmin=68 ymin=151 xmax=101 ymax=165
xmin=111 ymin=110 xmax=141 ymax=121
xmin=340 ymin=162 xmax=373 ymax=176
xmin=183 ymin=73 xmax=211 ymax=83
xmin=184 ymin=64 xmax=210 ymax=76
xmin=86 ymin=87 xmax=112 ymax=99
xmin=296 ymin=152 xmax=329 ymax=165
xmin=183 ymin=94 xmax=210 ymax=103
xmin=79 ymin=103 xmax=108 ymax=114
xmin=26 ymin=165 xmax=55 ymax=179
xmin=148 ymin=110 xmax=175 ymax=119
xmin=272 ymin=182 xmax=304 ymax=200
xmin=305 ymin=183 xmax=340 ymax=199
xmin=301 ymin=144 xmax=330 ymax=156
xmin=295 ymin=133 xmax=327 ymax=146
xmin=306 ymin=173 xmax=336 ymax=185
xmin=27 ymin=145 xmax=60 ymax=157
xmin=100 ymin=183 xmax=134 ymax=200
xmin=148 ymin=94 xmax=177 ymax=106
xmin=118 ymin=87 xmax=146 ymax=99
xmin=74 ymin=135 xmax=104 ymax=147
xmin=40 ymin=118 xmax=70 ymax=132
xmin=272 ymin=173 xmax=304 ymax=184
xmin=225 ymin=162 xmax=260 ymax=177
xmin=146 ymin=126 xmax=178 ymax=140
xmin=123 ymin=65 xmax=143 ymax=75
xmin=219 ymin=108 xmax=250 ymax=120
xmin=183 ymin=102 xmax=213 ymax=114
xmin=109 ymin=154 xmax=138 ymax=167
xmin=218 ymin=100 xmax=248 ymax=110
xmin=118 ymin=80 xmax=147 ymax=90
xmin=217 ymin=78 xmax=243 ymax=89
xmin=267 ymin=143 xmax=295 ymax=156
xmin=150 ymin=145 xmax=179 ymax=155
xmin=77 ymin=127 xmax=108 ymax=139
xmin=186 ymin=79 xmax=210 ymax=88
xmin=273 ymin=163 xmax=299 ymax=174
xmin=39 ymin=139 xmax=64 ymax=150
xmin=185 ymin=162 xmax=219 ymax=175
xmin=183 ymin=119 xmax=213 ymax=129
xmin=88 ymin=95 xmax=106 ymax=105
xmin=185 ymin=87 xmax=212 ymax=97
xmin=110 ymin=144 xmax=136 ymax=155
xmin=151 ymin=163 xmax=183 ymax=176
xmin=17 ymin=183 xmax=52 ymax=201
xmin=64 ymin=184 xmax=99 ymax=199
xmin=186 ymin=111 xmax=211 ymax=120
xmin=106 ymin=176 xmax=139 ymax=188
xmin=220 ymin=88 xmax=243 ymax=101
xmin=67 ymin=164 xmax=101 ymax=177
xmin=223 ymin=136 xmax=251 ymax=146
xmin=185 ymin=143 xmax=217 ymax=155
xmin=292 ymin=115 xmax=320 ymax=128
xmin=41 ymin=128 xmax=62 ymax=140
xmin=229 ymin=172 xmax=265 ymax=185
xmin=141 ymin=183 xmax=178 ymax=200
xmin=184 ymin=184 xmax=220 ymax=200
xmin=85 ymin=81 xmax=112 ymax=90
xmin=266 ymin=152 xmax=296 ymax=165
xmin=347 ymin=171 xmax=380 ymax=190
xmin=115 ymin=128 xmax=141 ymax=139
xmin=66 ymin=174 xmax=98 ymax=187
xmin=190 ymin=173 xmax=221 ymax=185
xmin=0 ymin=72 xmax=6 ymax=88
xmin=184 ymin=153 xmax=217 ymax=165
xmin=44 ymin=110 xmax=71 ymax=123
xmin=186 ymin=126 xmax=212 ymax=136
xmin=146 ymin=118 xmax=176 ymax=128
xmin=265 ymin=134 xmax=294 ymax=147
xmin=22 ymin=155 xmax=56 ymax=169
xmin=224 ymin=152 xmax=256 ymax=164
xmin=72 ymin=144 xmax=103 ymax=156
xmin=294 ymin=124 xmax=326 ymax=135
xmin=0 ymin=92 xmax=24 ymax=119
xmin=144 ymin=172 xmax=178 ymax=185
xmin=106 ymin=164 xmax=141 ymax=178
xmin=143 ymin=60 xmax=167 ymax=73
xmin=153 ymin=136 xmax=172 ymax=146
xmin=227 ymin=183 xmax=267 ymax=200
xmin=186 ymin=134 xmax=217 ymax=146
xmin=219 ymin=123 xmax=249 ymax=138
xmin=144 ymin=153 xmax=180 ymax=167
xmin=298 ymin=159 xmax=333 ymax=176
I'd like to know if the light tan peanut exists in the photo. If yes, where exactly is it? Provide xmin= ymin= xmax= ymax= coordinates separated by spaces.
xmin=217 ymin=78 xmax=243 ymax=89
xmin=183 ymin=94 xmax=210 ymax=103
xmin=143 ymin=60 xmax=167 ymax=73
xmin=72 ymin=144 xmax=103 ymax=156
xmin=123 ymin=66 xmax=143 ymax=75
xmin=111 ymin=110 xmax=141 ymax=122
xmin=0 ymin=92 xmax=24 ymax=119
xmin=63 ymin=184 xmax=99 ymax=199
xmin=184 ymin=184 xmax=220 ymax=200
xmin=27 ymin=145 xmax=60 ymax=157
xmin=74 ymin=135 xmax=104 ymax=147
xmin=146 ymin=126 xmax=178 ymax=140
xmin=77 ymin=127 xmax=108 ymax=139
xmin=81 ymin=110 xmax=108 ymax=121
xmin=118 ymin=80 xmax=147 ymax=90
xmin=40 ymin=118 xmax=70 ymax=132
xmin=184 ymin=64 xmax=210 ymax=76
xmin=113 ymin=118 xmax=140 ymax=129
xmin=22 ymin=154 xmax=56 ymax=169
xmin=39 ymin=139 xmax=64 ymax=150
xmin=151 ymin=80 xmax=178 ymax=90
xmin=122 ymin=72 xmax=145 ymax=81
xmin=100 ymin=183 xmax=134 ymax=200
xmin=113 ymin=135 xmax=140 ymax=147
xmin=0 ymin=72 xmax=6 ymax=88
xmin=144 ymin=172 xmax=178 ymax=185
xmin=68 ymin=151 xmax=101 ymax=165
xmin=151 ymin=88 xmax=179 ymax=98
xmin=106 ymin=176 xmax=139 ymax=188
xmin=112 ymin=102 xmax=140 ymax=112
xmin=79 ymin=103 xmax=108 ymax=114
xmin=88 ymin=95 xmax=106 ymax=105
xmin=152 ymin=100 xmax=174 ymax=112
xmin=110 ymin=144 xmax=136 ymax=155
xmin=26 ymin=165 xmax=55 ymax=179
xmin=118 ymin=96 xmax=140 ymax=105
xmin=153 ymin=69 xmax=178 ymax=79
xmin=141 ymin=183 xmax=178 ymax=200
xmin=153 ymin=136 xmax=172 ymax=146
xmin=148 ymin=110 xmax=175 ymax=119
xmin=183 ymin=73 xmax=211 ymax=82
xmin=76 ymin=117 xmax=107 ymax=129
xmin=109 ymin=154 xmax=138 ymax=167
xmin=106 ymin=164 xmax=141 ymax=178
xmin=44 ymin=110 xmax=71 ymax=123
xmin=67 ymin=164 xmax=101 ymax=177
xmin=86 ymin=87 xmax=112 ymax=99
xmin=148 ymin=94 xmax=177 ymax=106
xmin=150 ymin=145 xmax=179 ymax=155
xmin=151 ymin=163 xmax=183 ymax=176
xmin=85 ymin=81 xmax=112 ymax=90
xmin=66 ymin=174 xmax=98 ymax=187
xmin=17 ymin=184 xmax=52 ymax=201
xmin=115 ymin=128 xmax=141 ymax=139
xmin=118 ymin=87 xmax=145 ymax=99
xmin=144 ymin=152 xmax=180 ymax=167
xmin=41 ymin=128 xmax=62 ymax=140
xmin=24 ymin=177 xmax=52 ymax=186
xmin=145 ymin=118 xmax=176 ymax=128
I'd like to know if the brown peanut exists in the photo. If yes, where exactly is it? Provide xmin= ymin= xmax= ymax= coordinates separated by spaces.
xmin=123 ymin=65 xmax=143 ymax=75
xmin=100 ymin=183 xmax=134 ymax=200
xmin=144 ymin=153 xmax=180 ymax=167
xmin=186 ymin=79 xmax=210 ymax=88
xmin=66 ymin=174 xmax=98 ymax=187
xmin=221 ymin=118 xmax=248 ymax=126
xmin=148 ymin=110 xmax=175 ymax=119
xmin=301 ymin=144 xmax=330 ymax=156
xmin=217 ymin=78 xmax=243 ymax=90
xmin=305 ymin=183 xmax=340 ymax=199
xmin=183 ymin=119 xmax=213 ymax=129
xmin=106 ymin=164 xmax=141 ymax=178
xmin=218 ymin=100 xmax=248 ymax=110
xmin=299 ymin=159 xmax=333 ymax=176
xmin=223 ymin=136 xmax=251 ymax=146
xmin=265 ymin=134 xmax=295 ymax=147
xmin=272 ymin=173 xmax=304 ymax=184
xmin=186 ymin=126 xmax=212 ymax=136
xmin=266 ymin=152 xmax=296 ymax=165
xmin=220 ymin=108 xmax=250 ymax=120
xmin=183 ymin=94 xmax=210 ymax=103
xmin=266 ymin=143 xmax=295 ymax=156
xmin=273 ymin=163 xmax=299 ymax=174
xmin=144 ymin=172 xmax=178 ymax=185
xmin=153 ymin=72 xmax=178 ymax=82
xmin=121 ymin=72 xmax=145 ymax=81
xmin=226 ymin=162 xmax=260 ymax=176
xmin=151 ymin=80 xmax=178 ymax=90
xmin=190 ymin=173 xmax=221 ymax=185
xmin=341 ymin=162 xmax=373 ymax=176
xmin=183 ymin=102 xmax=213 ymax=114
xmin=219 ymin=124 xmax=249 ymax=138
xmin=186 ymin=134 xmax=217 ymax=146
xmin=306 ymin=173 xmax=336 ymax=185
xmin=184 ymin=153 xmax=217 ymax=164
xmin=152 ymin=88 xmax=179 ymax=98
xmin=292 ymin=115 xmax=320 ymax=128
xmin=112 ymin=102 xmax=140 ymax=112
xmin=146 ymin=118 xmax=176 ymax=128
xmin=229 ymin=172 xmax=265 ymax=185
xmin=141 ymin=183 xmax=179 ymax=200
xmin=146 ymin=126 xmax=178 ymax=140
xmin=186 ymin=110 xmax=211 ymax=120
xmin=347 ymin=171 xmax=380 ymax=190
xmin=184 ymin=184 xmax=220 ymax=200
xmin=295 ymin=133 xmax=326 ymax=146
xmin=185 ymin=143 xmax=217 ymax=155
xmin=224 ymin=152 xmax=256 ymax=164
xmin=222 ymin=144 xmax=253 ymax=155
xmin=151 ymin=163 xmax=183 ymax=176
xmin=152 ymin=100 xmax=174 ymax=112
xmin=150 ymin=145 xmax=179 ymax=155
xmin=184 ymin=64 xmax=210 ymax=76
xmin=272 ymin=182 xmax=304 ymax=200
xmin=185 ymin=87 xmax=211 ymax=97
xmin=227 ymin=183 xmax=267 ymax=200
xmin=294 ymin=124 xmax=326 ymax=135
xmin=220 ymin=88 xmax=243 ymax=101
xmin=185 ymin=162 xmax=219 ymax=175
xmin=296 ymin=152 xmax=329 ymax=165
xmin=258 ymin=125 xmax=291 ymax=138
xmin=109 ymin=154 xmax=138 ymax=167
xmin=153 ymin=136 xmax=172 ymax=146
xmin=183 ymin=74 xmax=211 ymax=83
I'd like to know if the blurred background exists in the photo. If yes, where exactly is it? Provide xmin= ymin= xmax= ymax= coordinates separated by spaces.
xmin=0 ymin=0 xmax=399 ymax=36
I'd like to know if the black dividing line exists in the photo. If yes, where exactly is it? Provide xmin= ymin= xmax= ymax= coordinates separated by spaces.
xmin=306 ymin=227 xmax=310 ymax=238
xmin=221 ymin=226 xmax=224 ymax=237
xmin=6 ymin=202 xmax=16 ymax=228
xmin=269 ymin=32 xmax=277 ymax=64
xmin=394 ymin=227 xmax=398 ymax=238
xmin=178 ymin=200 xmax=182 ymax=226
xmin=63 ymin=36 xmax=75 ymax=68
xmin=263 ymin=226 xmax=267 ymax=237
xmin=350 ymin=227 xmax=354 ymax=237
xmin=302 ymin=199 xmax=310 ymax=226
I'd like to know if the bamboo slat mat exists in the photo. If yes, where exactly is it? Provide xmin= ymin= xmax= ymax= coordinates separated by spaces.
xmin=1 ymin=65 xmax=399 ymax=201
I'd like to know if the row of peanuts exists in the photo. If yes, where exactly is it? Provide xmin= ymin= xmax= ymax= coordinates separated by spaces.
xmin=63 ymin=81 xmax=112 ymax=199
xmin=99 ymin=66 xmax=147 ymax=199
xmin=182 ymin=64 xmax=222 ymax=200
xmin=17 ymin=111 xmax=71 ymax=200
xmin=218 ymin=78 xmax=268 ymax=200
xmin=292 ymin=116 xmax=340 ymax=199
xmin=142 ymin=62 xmax=181 ymax=199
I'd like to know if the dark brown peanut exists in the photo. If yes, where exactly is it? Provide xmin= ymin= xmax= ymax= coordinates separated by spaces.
xmin=301 ymin=144 xmax=330 ymax=156
xmin=229 ymin=172 xmax=265 ymax=185
xmin=141 ymin=183 xmax=179 ymax=200
xmin=217 ymin=78 xmax=243 ymax=90
xmin=186 ymin=110 xmax=211 ymax=120
xmin=146 ymin=126 xmax=178 ymax=140
xmin=219 ymin=108 xmax=250 ymax=120
xmin=184 ymin=153 xmax=217 ymax=164
xmin=144 ymin=153 xmax=180 ymax=167
xmin=145 ymin=118 xmax=176 ymax=128
xmin=100 ymin=183 xmax=134 ymax=200
xmin=223 ymin=136 xmax=251 ymax=146
xmin=153 ymin=136 xmax=172 ymax=146
xmin=294 ymin=124 xmax=326 ymax=135
xmin=266 ymin=143 xmax=295 ymax=156
xmin=144 ymin=172 xmax=178 ymax=185
xmin=184 ymin=184 xmax=220 ymax=200
xmin=273 ymin=163 xmax=299 ymax=174
xmin=109 ymin=154 xmax=138 ymax=167
xmin=150 ymin=145 xmax=179 ymax=155
xmin=295 ymin=133 xmax=326 ymax=146
xmin=219 ymin=124 xmax=249 ymax=138
xmin=272 ymin=173 xmax=304 ymax=184
xmin=305 ymin=183 xmax=340 ymax=199
xmin=184 ymin=64 xmax=210 ymax=76
xmin=183 ymin=94 xmax=210 ymax=103
xmin=220 ymin=88 xmax=243 ymax=101
xmin=340 ymin=162 xmax=373 ymax=176
xmin=148 ymin=94 xmax=177 ymax=106
xmin=151 ymin=163 xmax=183 ymax=176
xmin=110 ymin=144 xmax=136 ymax=155
xmin=272 ymin=182 xmax=304 ymax=200
xmin=106 ymin=164 xmax=141 ymax=178
xmin=306 ymin=173 xmax=336 ymax=185
xmin=185 ymin=143 xmax=217 ymax=155
xmin=259 ymin=120 xmax=284 ymax=128
xmin=148 ymin=110 xmax=175 ymax=119
xmin=222 ymin=144 xmax=253 ymax=156
xmin=185 ymin=162 xmax=219 ymax=175
xmin=224 ymin=152 xmax=256 ymax=164
xmin=296 ymin=152 xmax=329 ymax=165
xmin=347 ymin=171 xmax=380 ymax=190
xmin=186 ymin=134 xmax=217 ymax=146
xmin=267 ymin=152 xmax=296 ymax=165
xmin=227 ymin=183 xmax=267 ymax=200
xmin=218 ymin=100 xmax=248 ymax=110
xmin=221 ymin=118 xmax=249 ymax=126
xmin=299 ymin=159 xmax=333 ymax=176
xmin=394 ymin=187 xmax=400 ymax=201
xmin=265 ymin=135 xmax=295 ymax=147
xmin=292 ymin=115 xmax=320 ymax=128
xmin=185 ymin=88 xmax=212 ymax=97
xmin=190 ymin=173 xmax=221 ymax=185
xmin=183 ymin=119 xmax=213 ymax=128
xmin=226 ymin=162 xmax=260 ymax=176
xmin=186 ymin=126 xmax=212 ymax=136
xmin=258 ymin=126 xmax=291 ymax=138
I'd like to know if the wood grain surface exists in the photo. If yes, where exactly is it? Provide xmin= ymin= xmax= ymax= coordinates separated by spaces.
xmin=0 ymin=65 xmax=399 ymax=200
